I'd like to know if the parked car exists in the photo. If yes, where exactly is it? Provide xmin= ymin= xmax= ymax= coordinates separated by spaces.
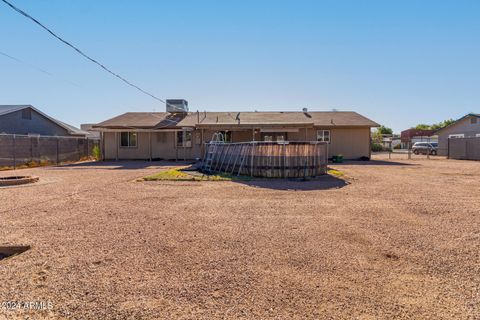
xmin=412 ymin=142 xmax=438 ymax=155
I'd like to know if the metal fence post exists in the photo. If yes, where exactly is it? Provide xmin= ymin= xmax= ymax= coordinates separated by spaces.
xmin=250 ymin=142 xmax=255 ymax=177
xmin=77 ymin=138 xmax=80 ymax=161
xmin=30 ymin=136 xmax=34 ymax=163
xmin=13 ymin=134 xmax=16 ymax=169
xmin=447 ymin=138 xmax=450 ymax=159
xmin=56 ymin=137 xmax=59 ymax=165
xmin=465 ymin=138 xmax=469 ymax=160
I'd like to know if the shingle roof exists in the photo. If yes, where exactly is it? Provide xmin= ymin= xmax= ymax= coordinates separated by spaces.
xmin=179 ymin=111 xmax=379 ymax=127
xmin=435 ymin=112 xmax=480 ymax=134
xmin=93 ymin=112 xmax=184 ymax=129
xmin=94 ymin=111 xmax=379 ymax=129
xmin=0 ymin=105 xmax=88 ymax=136
xmin=435 ymin=113 xmax=480 ymax=134
xmin=0 ymin=105 xmax=28 ymax=116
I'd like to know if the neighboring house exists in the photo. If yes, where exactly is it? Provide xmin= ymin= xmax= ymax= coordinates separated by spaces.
xmin=400 ymin=129 xmax=437 ymax=149
xmin=0 ymin=105 xmax=88 ymax=137
xmin=80 ymin=124 xmax=101 ymax=139
xmin=93 ymin=100 xmax=379 ymax=161
xmin=436 ymin=113 xmax=480 ymax=156
xmin=379 ymin=135 xmax=401 ymax=150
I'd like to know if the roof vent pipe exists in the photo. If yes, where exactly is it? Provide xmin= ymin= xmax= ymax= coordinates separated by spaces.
xmin=302 ymin=107 xmax=308 ymax=113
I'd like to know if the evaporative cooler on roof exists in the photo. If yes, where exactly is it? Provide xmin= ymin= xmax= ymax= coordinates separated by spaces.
xmin=166 ymin=99 xmax=188 ymax=113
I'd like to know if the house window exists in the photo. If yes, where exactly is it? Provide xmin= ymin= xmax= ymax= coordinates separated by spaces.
xmin=120 ymin=132 xmax=137 ymax=147
xmin=261 ymin=132 xmax=286 ymax=142
xmin=317 ymin=130 xmax=331 ymax=143
xmin=448 ymin=134 xmax=464 ymax=139
xmin=471 ymin=117 xmax=478 ymax=124
xmin=22 ymin=109 xmax=31 ymax=120
xmin=177 ymin=130 xmax=192 ymax=147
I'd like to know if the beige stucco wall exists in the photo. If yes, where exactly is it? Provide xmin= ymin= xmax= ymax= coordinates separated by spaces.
xmin=326 ymin=127 xmax=371 ymax=159
xmin=261 ymin=127 xmax=370 ymax=159
xmin=103 ymin=132 xmax=150 ymax=160
xmin=103 ymin=131 xmax=204 ymax=160
xmin=102 ymin=126 xmax=372 ymax=160
xmin=437 ymin=116 xmax=480 ymax=156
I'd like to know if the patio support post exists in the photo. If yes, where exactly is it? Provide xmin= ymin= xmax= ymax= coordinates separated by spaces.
xmin=116 ymin=132 xmax=119 ymax=161
xmin=101 ymin=132 xmax=105 ymax=160
xmin=175 ymin=132 xmax=178 ymax=161
xmin=149 ymin=132 xmax=152 ymax=161
xmin=183 ymin=137 xmax=186 ymax=161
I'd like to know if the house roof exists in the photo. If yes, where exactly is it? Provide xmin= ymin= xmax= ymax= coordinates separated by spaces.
xmin=435 ymin=113 xmax=480 ymax=134
xmin=401 ymin=128 xmax=436 ymax=137
xmin=0 ymin=105 xmax=88 ymax=136
xmin=0 ymin=105 xmax=28 ymax=116
xmin=93 ymin=112 xmax=185 ymax=130
xmin=93 ymin=111 xmax=379 ymax=130
xmin=79 ymin=124 xmax=101 ymax=138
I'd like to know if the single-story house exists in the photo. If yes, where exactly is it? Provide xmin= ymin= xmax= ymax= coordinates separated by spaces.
xmin=80 ymin=123 xmax=101 ymax=139
xmin=379 ymin=135 xmax=401 ymax=150
xmin=0 ymin=105 xmax=88 ymax=137
xmin=93 ymin=100 xmax=379 ymax=161
xmin=436 ymin=113 xmax=480 ymax=156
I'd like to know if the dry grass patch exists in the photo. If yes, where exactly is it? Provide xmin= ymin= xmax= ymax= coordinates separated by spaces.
xmin=142 ymin=167 xmax=343 ymax=182
xmin=141 ymin=168 xmax=251 ymax=181
xmin=327 ymin=168 xmax=345 ymax=177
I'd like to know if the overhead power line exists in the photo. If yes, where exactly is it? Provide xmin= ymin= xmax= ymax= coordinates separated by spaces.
xmin=0 ymin=0 xmax=176 ymax=109
xmin=0 ymin=50 xmax=82 ymax=87
xmin=0 ymin=50 xmax=52 ymax=76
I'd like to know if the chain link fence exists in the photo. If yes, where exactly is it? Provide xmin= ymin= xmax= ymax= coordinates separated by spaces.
xmin=0 ymin=134 xmax=100 ymax=169
xmin=372 ymin=141 xmax=441 ymax=160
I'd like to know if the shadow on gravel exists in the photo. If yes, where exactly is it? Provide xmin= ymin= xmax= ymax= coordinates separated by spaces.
xmin=0 ymin=245 xmax=31 ymax=261
xmin=332 ymin=160 xmax=417 ymax=166
xmin=51 ymin=160 xmax=193 ymax=170
xmin=234 ymin=174 xmax=348 ymax=191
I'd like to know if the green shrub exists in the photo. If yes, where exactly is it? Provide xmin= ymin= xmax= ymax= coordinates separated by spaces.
xmin=92 ymin=145 xmax=101 ymax=160
xmin=371 ymin=143 xmax=383 ymax=152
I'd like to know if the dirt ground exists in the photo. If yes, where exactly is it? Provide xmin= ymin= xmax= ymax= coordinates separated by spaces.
xmin=0 ymin=156 xmax=479 ymax=319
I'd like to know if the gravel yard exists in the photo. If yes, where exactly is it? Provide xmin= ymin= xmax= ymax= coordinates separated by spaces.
xmin=0 ymin=157 xmax=479 ymax=319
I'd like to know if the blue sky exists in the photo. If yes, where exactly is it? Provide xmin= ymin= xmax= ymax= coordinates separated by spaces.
xmin=1 ymin=0 xmax=479 ymax=133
